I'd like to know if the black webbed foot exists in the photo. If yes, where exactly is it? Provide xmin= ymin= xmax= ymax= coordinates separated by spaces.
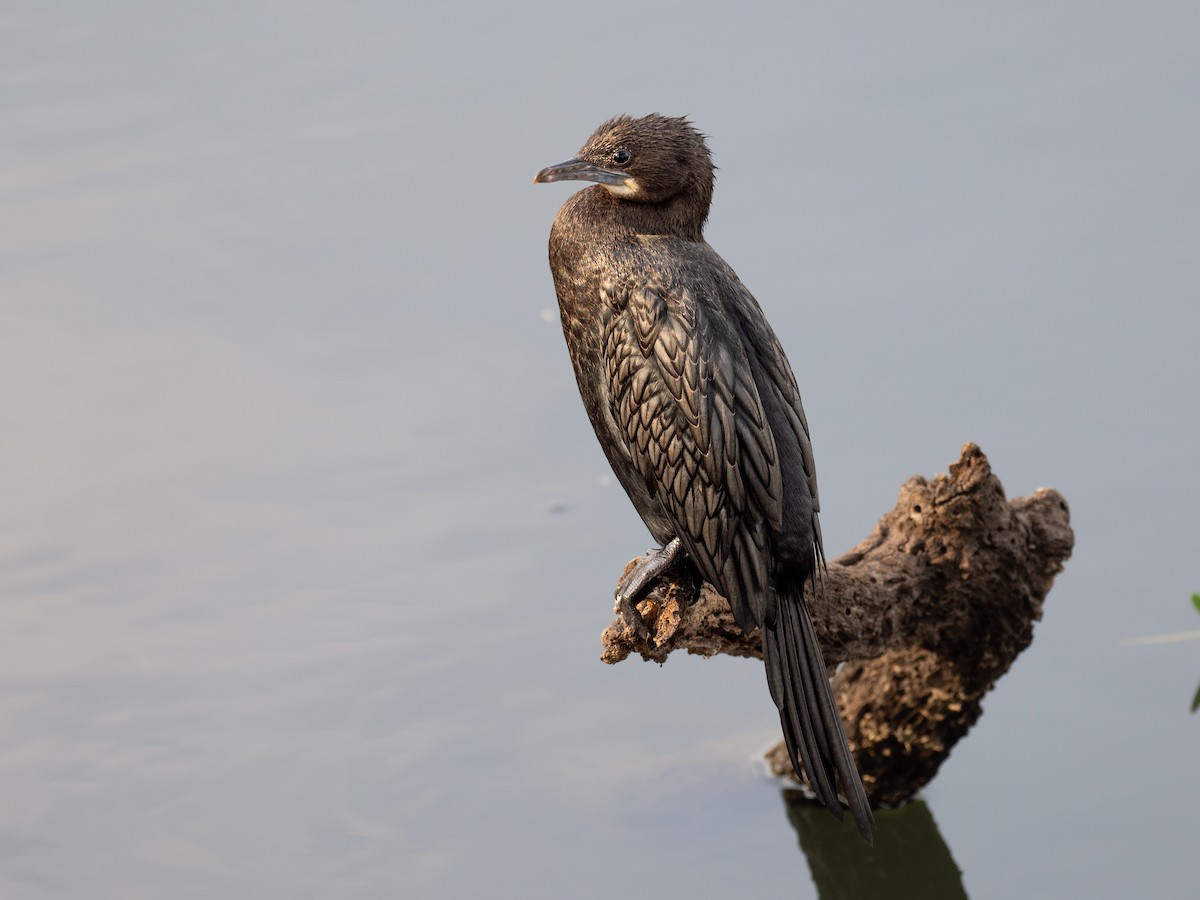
xmin=615 ymin=587 xmax=654 ymax=642
xmin=613 ymin=537 xmax=683 ymax=644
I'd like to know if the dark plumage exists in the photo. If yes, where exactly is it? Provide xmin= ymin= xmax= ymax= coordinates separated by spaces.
xmin=535 ymin=114 xmax=873 ymax=841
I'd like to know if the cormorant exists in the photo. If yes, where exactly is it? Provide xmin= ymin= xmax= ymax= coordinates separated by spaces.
xmin=534 ymin=114 xmax=873 ymax=841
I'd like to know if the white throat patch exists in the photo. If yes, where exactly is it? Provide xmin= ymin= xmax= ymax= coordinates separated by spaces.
xmin=602 ymin=178 xmax=640 ymax=198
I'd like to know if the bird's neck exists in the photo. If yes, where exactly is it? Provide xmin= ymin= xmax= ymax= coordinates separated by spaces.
xmin=570 ymin=185 xmax=709 ymax=242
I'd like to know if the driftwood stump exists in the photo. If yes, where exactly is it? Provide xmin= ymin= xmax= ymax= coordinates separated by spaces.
xmin=600 ymin=443 xmax=1073 ymax=805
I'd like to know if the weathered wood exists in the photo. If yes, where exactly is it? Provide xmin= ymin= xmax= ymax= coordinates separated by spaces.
xmin=600 ymin=443 xmax=1073 ymax=804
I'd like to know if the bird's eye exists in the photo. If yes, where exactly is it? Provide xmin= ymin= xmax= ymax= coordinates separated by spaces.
xmin=611 ymin=148 xmax=632 ymax=167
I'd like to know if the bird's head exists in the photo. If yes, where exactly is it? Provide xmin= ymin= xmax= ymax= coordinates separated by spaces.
xmin=535 ymin=114 xmax=715 ymax=235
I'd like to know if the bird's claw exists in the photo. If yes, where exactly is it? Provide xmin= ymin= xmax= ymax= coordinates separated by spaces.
xmin=616 ymin=587 xmax=655 ymax=643
xmin=615 ymin=554 xmax=656 ymax=642
xmin=613 ymin=538 xmax=683 ymax=645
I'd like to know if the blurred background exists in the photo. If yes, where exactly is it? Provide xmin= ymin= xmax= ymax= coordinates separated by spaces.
xmin=1 ymin=2 xmax=1197 ymax=897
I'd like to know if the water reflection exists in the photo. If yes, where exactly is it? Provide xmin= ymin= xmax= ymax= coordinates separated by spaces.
xmin=783 ymin=792 xmax=967 ymax=900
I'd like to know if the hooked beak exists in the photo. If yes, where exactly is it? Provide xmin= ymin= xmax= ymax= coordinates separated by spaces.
xmin=533 ymin=157 xmax=630 ymax=187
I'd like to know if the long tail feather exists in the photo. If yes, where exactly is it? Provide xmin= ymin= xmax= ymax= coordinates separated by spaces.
xmin=762 ymin=583 xmax=875 ymax=843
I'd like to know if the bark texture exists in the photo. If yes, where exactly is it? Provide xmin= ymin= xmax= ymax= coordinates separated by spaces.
xmin=600 ymin=443 xmax=1073 ymax=804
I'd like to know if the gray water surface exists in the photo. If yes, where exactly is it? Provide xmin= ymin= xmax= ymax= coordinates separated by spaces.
xmin=2 ymin=3 xmax=1198 ymax=898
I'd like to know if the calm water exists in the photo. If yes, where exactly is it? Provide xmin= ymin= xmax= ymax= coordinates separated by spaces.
xmin=2 ymin=3 xmax=1198 ymax=897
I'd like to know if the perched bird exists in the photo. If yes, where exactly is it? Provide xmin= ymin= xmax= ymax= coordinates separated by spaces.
xmin=534 ymin=114 xmax=873 ymax=841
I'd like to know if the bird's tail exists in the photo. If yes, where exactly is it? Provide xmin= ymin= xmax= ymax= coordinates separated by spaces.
xmin=762 ymin=581 xmax=875 ymax=843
